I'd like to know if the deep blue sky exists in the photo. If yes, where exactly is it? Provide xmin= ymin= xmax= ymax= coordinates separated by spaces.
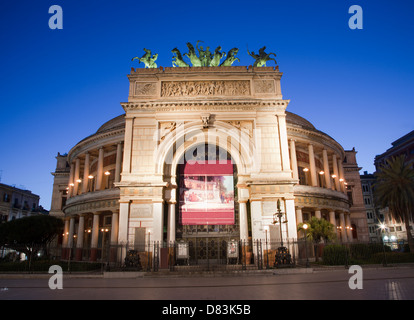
xmin=0 ymin=1 xmax=413 ymax=209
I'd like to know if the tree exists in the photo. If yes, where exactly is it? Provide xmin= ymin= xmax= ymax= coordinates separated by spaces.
xmin=298 ymin=217 xmax=336 ymax=243
xmin=0 ymin=215 xmax=63 ymax=260
xmin=374 ymin=154 xmax=414 ymax=252
xmin=297 ymin=217 xmax=336 ymax=261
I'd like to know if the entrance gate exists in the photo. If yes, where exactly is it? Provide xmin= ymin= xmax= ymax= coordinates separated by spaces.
xmin=175 ymin=144 xmax=241 ymax=267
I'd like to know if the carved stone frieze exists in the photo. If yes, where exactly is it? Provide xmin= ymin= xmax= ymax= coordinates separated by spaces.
xmin=253 ymin=80 xmax=275 ymax=94
xmin=135 ymin=82 xmax=157 ymax=96
xmin=161 ymin=80 xmax=250 ymax=97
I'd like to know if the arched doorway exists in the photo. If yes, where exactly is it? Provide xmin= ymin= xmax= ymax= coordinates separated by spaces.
xmin=175 ymin=144 xmax=240 ymax=265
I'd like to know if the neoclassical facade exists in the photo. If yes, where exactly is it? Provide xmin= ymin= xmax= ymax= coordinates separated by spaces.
xmin=50 ymin=66 xmax=368 ymax=263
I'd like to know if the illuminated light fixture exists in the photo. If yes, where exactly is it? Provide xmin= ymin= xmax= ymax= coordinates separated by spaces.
xmin=339 ymin=178 xmax=344 ymax=182
xmin=331 ymin=174 xmax=336 ymax=178
xmin=303 ymin=168 xmax=309 ymax=172
xmin=76 ymin=179 xmax=82 ymax=183
xmin=104 ymin=171 xmax=110 ymax=175
xmin=344 ymin=182 xmax=348 ymax=185
xmin=69 ymin=183 xmax=75 ymax=186
xmin=66 ymin=187 xmax=69 ymax=190
xmin=319 ymin=171 xmax=324 ymax=175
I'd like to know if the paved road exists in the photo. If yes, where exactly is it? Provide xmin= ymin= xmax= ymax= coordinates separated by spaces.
xmin=1 ymin=267 xmax=413 ymax=301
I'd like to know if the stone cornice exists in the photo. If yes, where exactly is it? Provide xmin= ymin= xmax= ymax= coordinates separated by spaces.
xmin=67 ymin=128 xmax=125 ymax=162
xmin=121 ymin=99 xmax=290 ymax=112
xmin=287 ymin=125 xmax=344 ymax=158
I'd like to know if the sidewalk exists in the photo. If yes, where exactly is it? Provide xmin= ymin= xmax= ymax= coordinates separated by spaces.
xmin=1 ymin=263 xmax=413 ymax=279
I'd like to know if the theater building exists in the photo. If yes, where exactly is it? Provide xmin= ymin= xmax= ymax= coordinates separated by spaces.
xmin=50 ymin=65 xmax=368 ymax=265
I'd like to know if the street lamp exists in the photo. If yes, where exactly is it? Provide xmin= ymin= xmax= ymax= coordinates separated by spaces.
xmin=379 ymin=223 xmax=388 ymax=267
xmin=272 ymin=199 xmax=288 ymax=247
xmin=264 ymin=225 xmax=269 ymax=269
xmin=302 ymin=223 xmax=310 ymax=268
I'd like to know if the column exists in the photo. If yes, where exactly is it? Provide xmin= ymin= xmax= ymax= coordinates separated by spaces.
xmin=122 ymin=117 xmax=134 ymax=174
xmin=345 ymin=214 xmax=353 ymax=242
xmin=67 ymin=162 xmax=75 ymax=199
xmin=296 ymin=207 xmax=303 ymax=224
xmin=277 ymin=114 xmax=291 ymax=172
xmin=167 ymin=201 xmax=176 ymax=244
xmin=82 ymin=153 xmax=90 ymax=193
xmin=338 ymin=159 xmax=346 ymax=193
xmin=118 ymin=202 xmax=129 ymax=245
xmin=90 ymin=213 xmax=100 ymax=261
xmin=115 ymin=142 xmax=123 ymax=183
xmin=76 ymin=215 xmax=85 ymax=261
xmin=314 ymin=210 xmax=322 ymax=219
xmin=109 ymin=210 xmax=119 ymax=262
xmin=67 ymin=217 xmax=75 ymax=260
xmin=239 ymin=200 xmax=249 ymax=242
xmin=308 ymin=144 xmax=318 ymax=187
xmin=95 ymin=147 xmax=104 ymax=191
xmin=62 ymin=218 xmax=69 ymax=259
xmin=329 ymin=210 xmax=337 ymax=230
xmin=73 ymin=158 xmax=80 ymax=196
xmin=322 ymin=149 xmax=332 ymax=189
xmin=296 ymin=207 xmax=304 ymax=238
xmin=285 ymin=199 xmax=297 ymax=240
xmin=152 ymin=202 xmax=164 ymax=244
xmin=289 ymin=139 xmax=299 ymax=182
xmin=339 ymin=212 xmax=347 ymax=242
xmin=332 ymin=154 xmax=340 ymax=191
xmin=110 ymin=210 xmax=119 ymax=245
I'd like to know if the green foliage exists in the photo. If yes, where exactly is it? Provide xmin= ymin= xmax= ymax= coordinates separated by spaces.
xmin=298 ymin=217 xmax=336 ymax=243
xmin=0 ymin=215 xmax=63 ymax=256
xmin=374 ymin=154 xmax=414 ymax=250
xmin=322 ymin=244 xmax=350 ymax=265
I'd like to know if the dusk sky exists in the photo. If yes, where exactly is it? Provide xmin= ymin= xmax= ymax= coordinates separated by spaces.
xmin=1 ymin=1 xmax=413 ymax=209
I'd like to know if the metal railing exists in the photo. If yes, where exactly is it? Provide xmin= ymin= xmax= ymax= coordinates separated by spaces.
xmin=1 ymin=239 xmax=413 ymax=273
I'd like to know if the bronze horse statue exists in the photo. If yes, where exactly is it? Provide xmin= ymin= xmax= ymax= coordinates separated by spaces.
xmin=172 ymin=48 xmax=190 ymax=67
xmin=220 ymin=48 xmax=240 ymax=66
xmin=247 ymin=46 xmax=277 ymax=67
xmin=132 ymin=48 xmax=158 ymax=68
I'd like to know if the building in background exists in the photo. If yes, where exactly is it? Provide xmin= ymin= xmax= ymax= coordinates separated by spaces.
xmin=0 ymin=183 xmax=47 ymax=222
xmin=360 ymin=171 xmax=383 ymax=242
xmin=342 ymin=149 xmax=369 ymax=242
xmin=374 ymin=130 xmax=414 ymax=245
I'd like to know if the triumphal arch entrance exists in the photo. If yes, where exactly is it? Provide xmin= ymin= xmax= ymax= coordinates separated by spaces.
xmin=116 ymin=44 xmax=298 ymax=267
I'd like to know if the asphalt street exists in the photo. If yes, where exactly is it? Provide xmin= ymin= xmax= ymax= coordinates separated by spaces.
xmin=1 ymin=266 xmax=413 ymax=301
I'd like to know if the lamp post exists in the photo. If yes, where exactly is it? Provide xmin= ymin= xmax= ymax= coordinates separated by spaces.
xmin=379 ymin=223 xmax=388 ymax=267
xmin=264 ymin=225 xmax=269 ymax=269
xmin=302 ymin=223 xmax=310 ymax=268
xmin=272 ymin=199 xmax=287 ymax=247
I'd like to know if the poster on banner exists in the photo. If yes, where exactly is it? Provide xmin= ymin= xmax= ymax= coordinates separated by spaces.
xmin=179 ymin=160 xmax=235 ymax=225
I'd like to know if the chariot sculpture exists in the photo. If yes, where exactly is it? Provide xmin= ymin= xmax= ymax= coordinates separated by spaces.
xmin=132 ymin=48 xmax=158 ymax=68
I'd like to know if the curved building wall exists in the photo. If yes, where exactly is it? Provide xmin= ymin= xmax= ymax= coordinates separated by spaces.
xmin=50 ymin=66 xmax=367 ymax=263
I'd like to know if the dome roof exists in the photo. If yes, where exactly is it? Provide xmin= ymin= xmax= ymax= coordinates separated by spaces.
xmin=96 ymin=114 xmax=125 ymax=133
xmin=285 ymin=111 xmax=315 ymax=130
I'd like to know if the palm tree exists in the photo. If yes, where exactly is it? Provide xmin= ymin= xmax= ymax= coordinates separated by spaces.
xmin=298 ymin=217 xmax=336 ymax=261
xmin=374 ymin=154 xmax=414 ymax=252
xmin=298 ymin=217 xmax=336 ymax=243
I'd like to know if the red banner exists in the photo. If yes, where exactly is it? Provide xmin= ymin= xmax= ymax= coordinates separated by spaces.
xmin=179 ymin=160 xmax=235 ymax=225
